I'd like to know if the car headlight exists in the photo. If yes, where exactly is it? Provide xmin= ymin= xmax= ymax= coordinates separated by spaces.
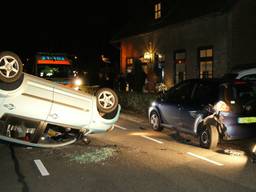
xmin=74 ymin=78 xmax=82 ymax=86
xmin=151 ymin=102 xmax=156 ymax=107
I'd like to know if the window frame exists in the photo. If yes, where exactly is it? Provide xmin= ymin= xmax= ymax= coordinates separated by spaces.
xmin=198 ymin=46 xmax=214 ymax=79
xmin=154 ymin=2 xmax=161 ymax=20
xmin=126 ymin=57 xmax=134 ymax=73
xmin=192 ymin=81 xmax=219 ymax=105
xmin=174 ymin=50 xmax=187 ymax=84
xmin=166 ymin=80 xmax=196 ymax=103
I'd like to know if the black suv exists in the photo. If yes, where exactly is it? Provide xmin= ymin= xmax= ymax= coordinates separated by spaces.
xmin=148 ymin=78 xmax=256 ymax=149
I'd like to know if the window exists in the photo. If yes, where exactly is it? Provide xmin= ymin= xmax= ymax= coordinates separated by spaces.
xmin=229 ymin=83 xmax=256 ymax=104
xmin=154 ymin=53 xmax=165 ymax=82
xmin=193 ymin=82 xmax=219 ymax=104
xmin=241 ymin=74 xmax=256 ymax=81
xmin=174 ymin=51 xmax=186 ymax=84
xmin=199 ymin=47 xmax=213 ymax=79
xmin=154 ymin=2 xmax=161 ymax=20
xmin=127 ymin=58 xmax=133 ymax=65
xmin=126 ymin=58 xmax=133 ymax=73
xmin=166 ymin=81 xmax=195 ymax=103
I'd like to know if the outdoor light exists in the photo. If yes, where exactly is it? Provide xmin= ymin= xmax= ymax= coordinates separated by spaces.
xmin=144 ymin=52 xmax=152 ymax=61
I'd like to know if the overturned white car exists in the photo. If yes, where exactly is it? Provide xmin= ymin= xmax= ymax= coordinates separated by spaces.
xmin=0 ymin=51 xmax=120 ymax=145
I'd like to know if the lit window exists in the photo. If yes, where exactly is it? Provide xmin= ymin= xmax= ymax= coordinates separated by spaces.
xmin=127 ymin=58 xmax=133 ymax=65
xmin=126 ymin=58 xmax=133 ymax=73
xmin=200 ymin=48 xmax=213 ymax=58
xmin=174 ymin=51 xmax=186 ymax=84
xmin=199 ymin=48 xmax=213 ymax=79
xmin=154 ymin=3 xmax=161 ymax=20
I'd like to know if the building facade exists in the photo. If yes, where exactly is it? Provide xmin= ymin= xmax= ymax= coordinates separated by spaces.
xmin=114 ymin=0 xmax=256 ymax=89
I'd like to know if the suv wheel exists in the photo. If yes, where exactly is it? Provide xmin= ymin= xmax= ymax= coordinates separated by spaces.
xmin=0 ymin=51 xmax=23 ymax=83
xmin=199 ymin=125 xmax=219 ymax=149
xmin=150 ymin=111 xmax=163 ymax=131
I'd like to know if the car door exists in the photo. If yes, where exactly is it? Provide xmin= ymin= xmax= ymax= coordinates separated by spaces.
xmin=48 ymin=85 xmax=93 ymax=128
xmin=180 ymin=80 xmax=219 ymax=134
xmin=3 ymin=75 xmax=54 ymax=121
xmin=158 ymin=89 xmax=180 ymax=127
xmin=158 ymin=80 xmax=195 ymax=129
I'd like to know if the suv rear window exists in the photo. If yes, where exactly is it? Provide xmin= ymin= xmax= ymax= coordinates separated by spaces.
xmin=240 ymin=74 xmax=256 ymax=81
xmin=228 ymin=82 xmax=256 ymax=103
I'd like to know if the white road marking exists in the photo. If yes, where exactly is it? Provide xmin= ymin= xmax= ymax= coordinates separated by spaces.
xmin=187 ymin=152 xmax=224 ymax=166
xmin=141 ymin=135 xmax=163 ymax=144
xmin=115 ymin=124 xmax=127 ymax=130
xmin=34 ymin=159 xmax=50 ymax=176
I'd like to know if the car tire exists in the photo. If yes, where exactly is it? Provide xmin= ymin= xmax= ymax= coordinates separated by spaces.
xmin=199 ymin=125 xmax=219 ymax=149
xmin=95 ymin=88 xmax=118 ymax=113
xmin=0 ymin=51 xmax=23 ymax=83
xmin=150 ymin=111 xmax=163 ymax=131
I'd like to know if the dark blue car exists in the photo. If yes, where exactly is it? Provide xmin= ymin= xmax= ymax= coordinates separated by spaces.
xmin=148 ymin=79 xmax=256 ymax=149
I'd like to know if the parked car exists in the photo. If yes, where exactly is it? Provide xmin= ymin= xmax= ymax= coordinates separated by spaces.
xmin=0 ymin=51 xmax=120 ymax=143
xmin=148 ymin=78 xmax=256 ymax=149
xmin=223 ymin=66 xmax=256 ymax=80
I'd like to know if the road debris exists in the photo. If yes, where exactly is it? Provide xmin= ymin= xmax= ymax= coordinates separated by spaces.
xmin=68 ymin=146 xmax=118 ymax=164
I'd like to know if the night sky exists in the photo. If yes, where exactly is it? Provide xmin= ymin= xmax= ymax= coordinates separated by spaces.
xmin=0 ymin=1 xmax=138 ymax=81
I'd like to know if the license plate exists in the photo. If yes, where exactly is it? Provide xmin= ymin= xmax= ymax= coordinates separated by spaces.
xmin=238 ymin=117 xmax=256 ymax=124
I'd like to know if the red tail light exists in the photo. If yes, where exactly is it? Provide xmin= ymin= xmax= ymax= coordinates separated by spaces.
xmin=234 ymin=80 xmax=247 ymax=85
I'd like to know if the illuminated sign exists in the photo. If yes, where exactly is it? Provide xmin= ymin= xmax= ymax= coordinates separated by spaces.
xmin=37 ymin=55 xmax=71 ymax=65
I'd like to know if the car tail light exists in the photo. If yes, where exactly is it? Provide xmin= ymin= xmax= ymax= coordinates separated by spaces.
xmin=234 ymin=80 xmax=247 ymax=85
xmin=214 ymin=101 xmax=230 ymax=112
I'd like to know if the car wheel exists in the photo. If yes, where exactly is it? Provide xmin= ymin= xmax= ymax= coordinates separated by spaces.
xmin=150 ymin=111 xmax=163 ymax=131
xmin=95 ymin=88 xmax=118 ymax=113
xmin=0 ymin=51 xmax=23 ymax=83
xmin=199 ymin=125 xmax=219 ymax=149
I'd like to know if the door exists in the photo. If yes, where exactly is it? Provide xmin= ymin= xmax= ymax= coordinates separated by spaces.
xmin=159 ymin=80 xmax=195 ymax=129
xmin=3 ymin=77 xmax=54 ymax=121
xmin=48 ymin=86 xmax=92 ymax=128
xmin=180 ymin=81 xmax=219 ymax=134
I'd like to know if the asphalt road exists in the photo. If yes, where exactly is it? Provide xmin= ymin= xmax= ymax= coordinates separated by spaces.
xmin=1 ymin=112 xmax=256 ymax=192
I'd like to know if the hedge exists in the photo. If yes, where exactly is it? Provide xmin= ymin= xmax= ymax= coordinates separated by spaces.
xmin=116 ymin=91 xmax=158 ymax=115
